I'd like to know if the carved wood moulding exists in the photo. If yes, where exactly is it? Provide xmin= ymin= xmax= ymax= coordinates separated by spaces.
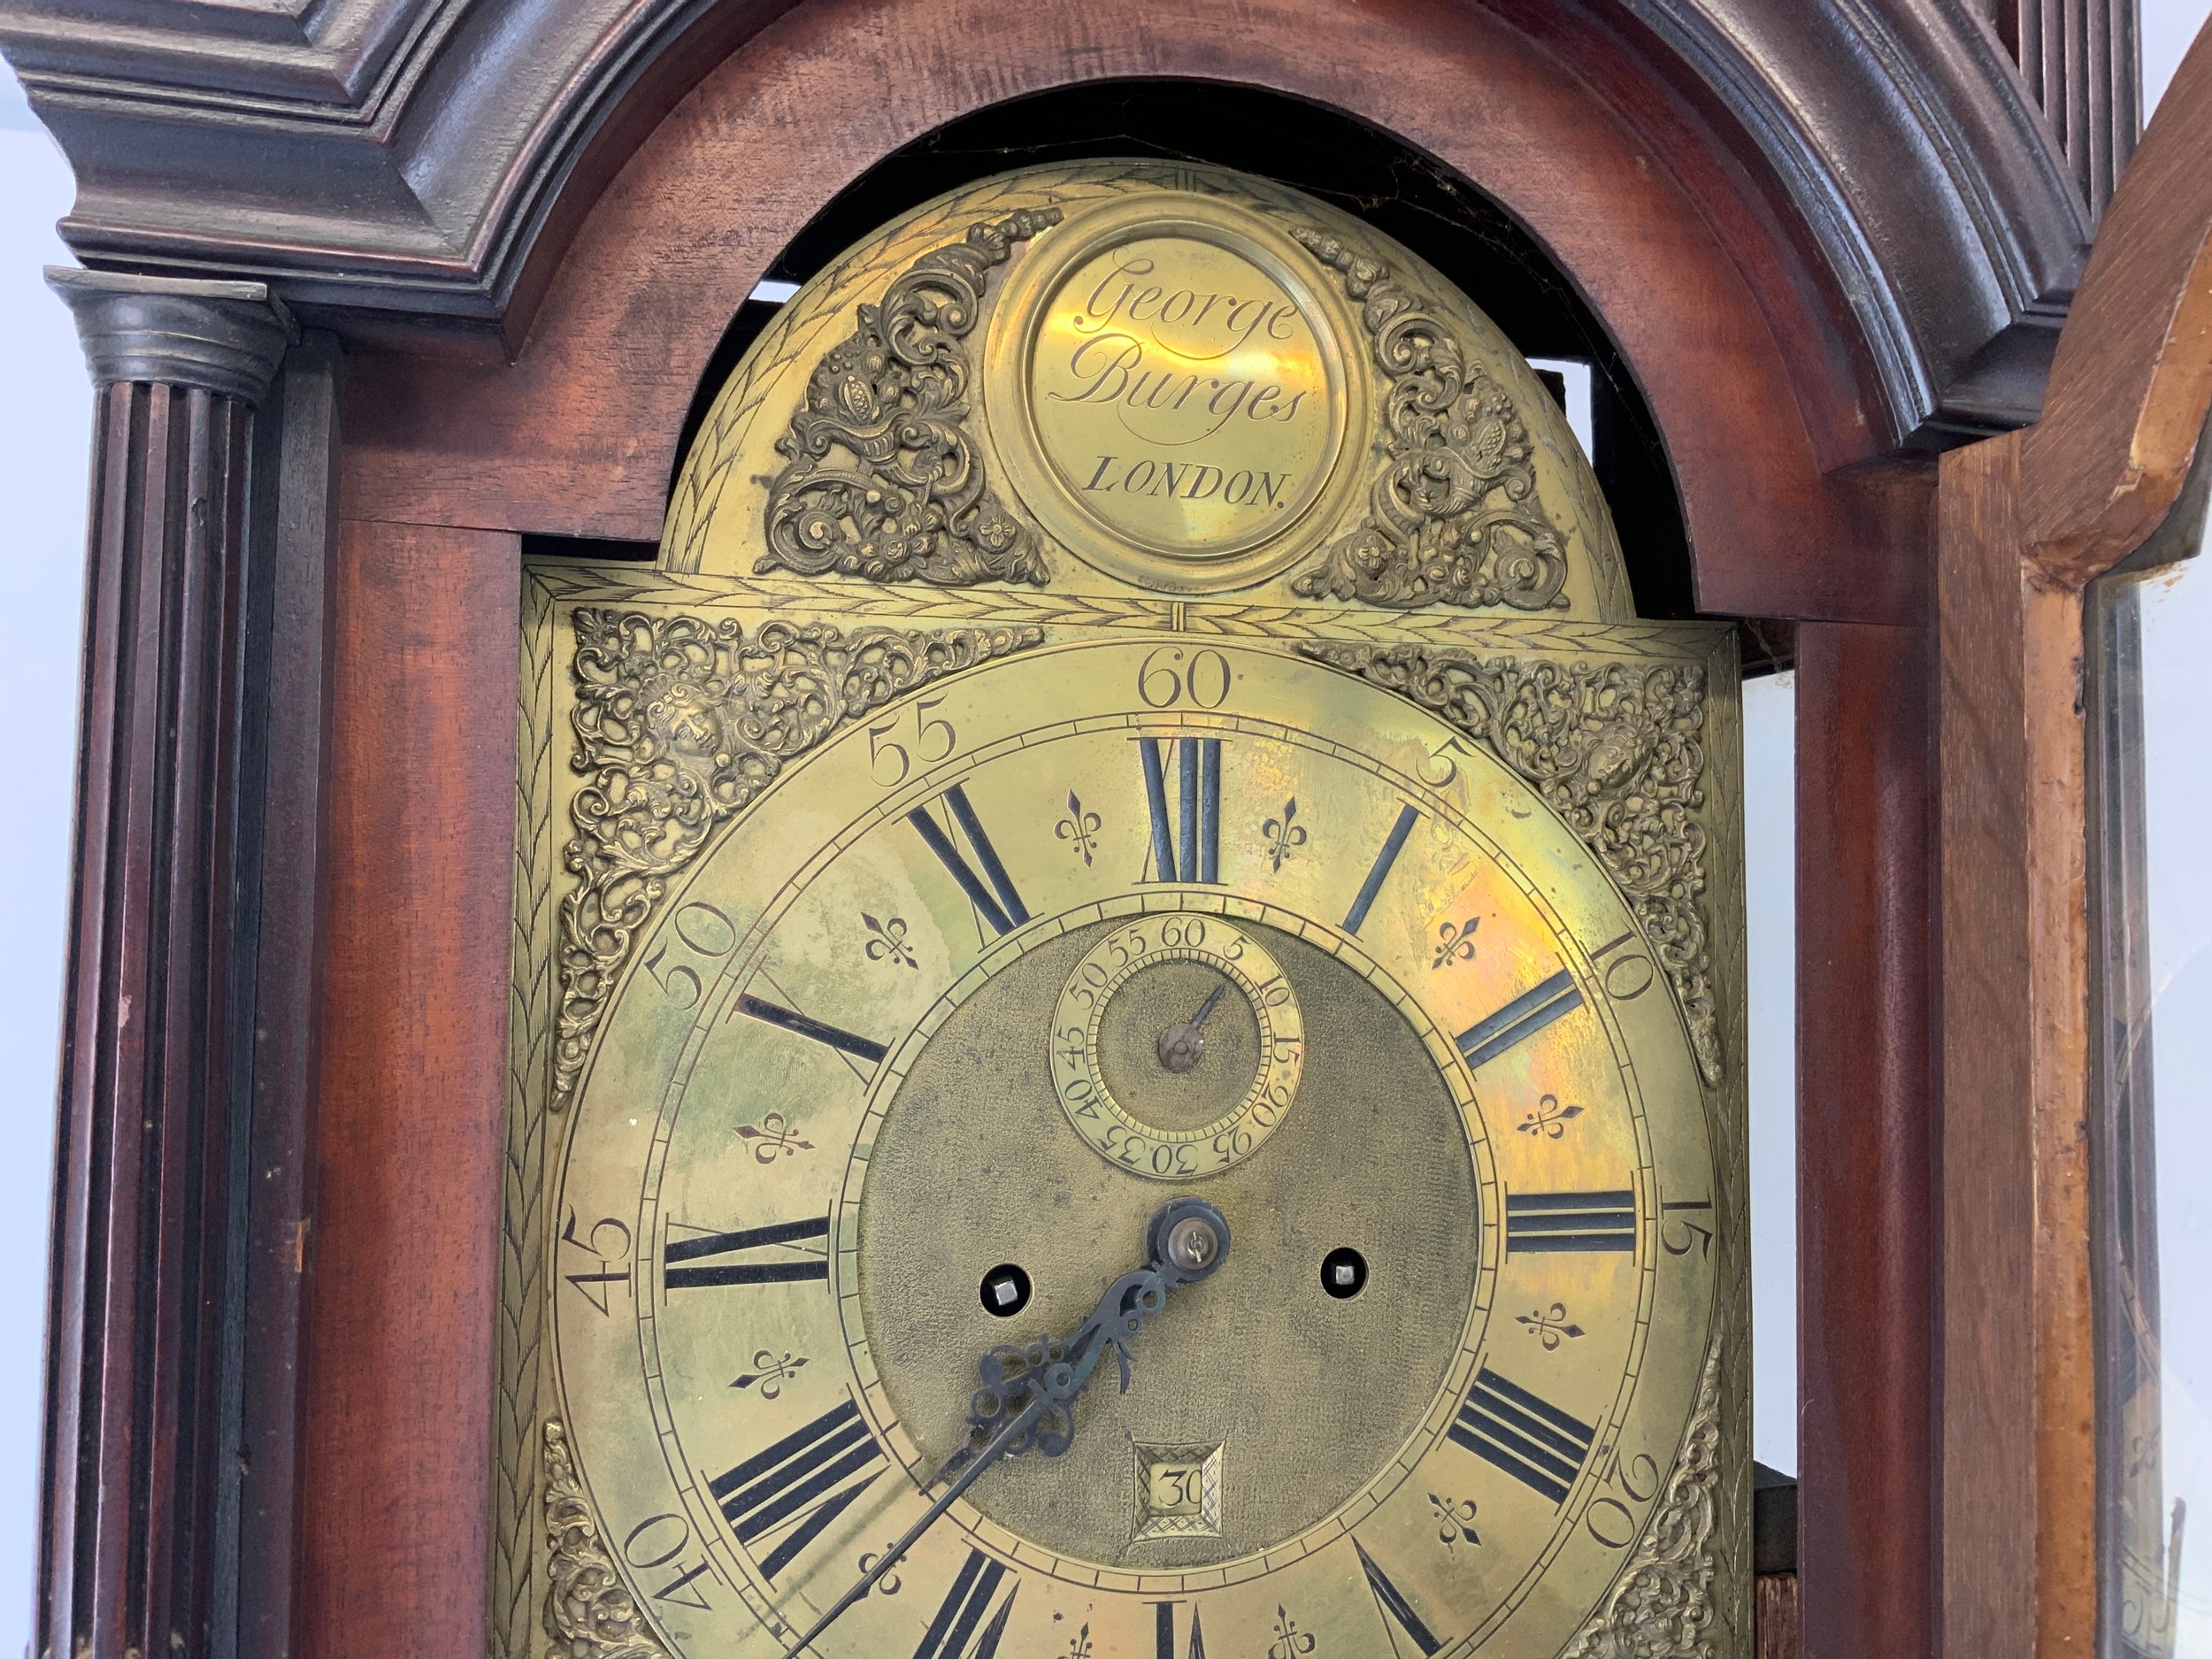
xmin=0 ymin=0 xmax=2088 ymax=442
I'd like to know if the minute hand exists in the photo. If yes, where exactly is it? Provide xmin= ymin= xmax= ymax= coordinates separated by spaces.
xmin=774 ymin=1198 xmax=1229 ymax=1659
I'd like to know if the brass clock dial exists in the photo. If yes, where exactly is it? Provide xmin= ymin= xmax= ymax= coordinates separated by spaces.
xmin=545 ymin=636 xmax=1728 ymax=1659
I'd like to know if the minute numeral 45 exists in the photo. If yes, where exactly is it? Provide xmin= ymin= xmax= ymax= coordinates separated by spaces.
xmin=710 ymin=1399 xmax=885 ymax=1582
xmin=1449 ymin=1366 xmax=1596 ymax=1505
xmin=1138 ymin=736 xmax=1221 ymax=883
xmin=913 ymin=1548 xmax=1019 ymax=1659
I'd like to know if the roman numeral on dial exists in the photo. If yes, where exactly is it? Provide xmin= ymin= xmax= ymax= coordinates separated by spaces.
xmin=664 ymin=1215 xmax=829 ymax=1290
xmin=710 ymin=1399 xmax=884 ymax=1581
xmin=908 ymin=785 xmax=1030 ymax=936
xmin=913 ymin=1548 xmax=1019 ymax=1659
xmin=1449 ymin=1366 xmax=1597 ymax=1505
xmin=1342 ymin=804 xmax=1419 ymax=933
xmin=1503 ymin=1190 xmax=1636 ymax=1256
xmin=733 ymin=994 xmax=888 ymax=1064
xmin=1138 ymin=736 xmax=1221 ymax=883
xmin=1151 ymin=1600 xmax=1208 ymax=1658
xmin=1354 ymin=1540 xmax=1441 ymax=1656
xmin=1455 ymin=969 xmax=1584 ymax=1070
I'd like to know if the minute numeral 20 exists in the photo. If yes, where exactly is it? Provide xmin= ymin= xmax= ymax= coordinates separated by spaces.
xmin=710 ymin=1399 xmax=884 ymax=1582
xmin=665 ymin=1215 xmax=829 ymax=1290
xmin=1138 ymin=736 xmax=1220 ymax=883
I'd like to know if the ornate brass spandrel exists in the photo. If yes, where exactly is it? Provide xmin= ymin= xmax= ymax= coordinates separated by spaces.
xmin=757 ymin=211 xmax=1060 ymax=588
xmin=1564 ymin=1342 xmax=1725 ymax=1659
xmin=666 ymin=161 xmax=1631 ymax=621
xmin=552 ymin=611 xmax=1042 ymax=1110
xmin=1288 ymin=231 xmax=1570 ymax=614
xmin=1300 ymin=641 xmax=1724 ymax=1085
xmin=543 ymin=1419 xmax=670 ymax=1659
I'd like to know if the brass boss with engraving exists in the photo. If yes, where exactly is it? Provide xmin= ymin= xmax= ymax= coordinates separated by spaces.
xmin=987 ymin=197 xmax=1364 ymax=591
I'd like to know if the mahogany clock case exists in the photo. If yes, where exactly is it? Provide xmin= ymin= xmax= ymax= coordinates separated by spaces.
xmin=22 ymin=1 xmax=2127 ymax=1655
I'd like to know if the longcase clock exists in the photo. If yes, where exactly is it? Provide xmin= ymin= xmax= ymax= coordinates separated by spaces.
xmin=501 ymin=161 xmax=1749 ymax=1659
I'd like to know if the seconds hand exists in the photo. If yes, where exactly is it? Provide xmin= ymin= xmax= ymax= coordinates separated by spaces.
xmin=1156 ymin=982 xmax=1226 ymax=1074
xmin=774 ymin=1199 xmax=1229 ymax=1658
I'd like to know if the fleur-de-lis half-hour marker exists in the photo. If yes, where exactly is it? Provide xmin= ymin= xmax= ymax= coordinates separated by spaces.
xmin=735 ymin=1110 xmax=814 ymax=1164
xmin=1517 ymin=1302 xmax=1586 ymax=1351
xmin=1428 ymin=1491 xmax=1482 ymax=1550
xmin=1517 ymin=1093 xmax=1584 ymax=1139
xmin=731 ymin=1348 xmax=808 ymax=1398
xmin=1059 ymin=1624 xmax=1095 ymax=1659
xmin=1263 ymin=798 xmax=1307 ymax=872
xmin=862 ymin=911 xmax=918 ymax=968
xmin=1432 ymin=915 xmax=1480 ymax=969
xmin=1268 ymin=1607 xmax=1317 ymax=1659
xmin=1055 ymin=791 xmax=1102 ymax=866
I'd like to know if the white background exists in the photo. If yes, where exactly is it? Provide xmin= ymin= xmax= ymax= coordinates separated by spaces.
xmin=1 ymin=5 xmax=2208 ymax=1647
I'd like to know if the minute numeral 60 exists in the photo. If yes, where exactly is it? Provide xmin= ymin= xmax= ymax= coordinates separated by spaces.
xmin=1137 ymin=647 xmax=1232 ymax=710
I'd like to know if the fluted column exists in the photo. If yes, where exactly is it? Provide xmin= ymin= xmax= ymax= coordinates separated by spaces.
xmin=38 ymin=270 xmax=324 ymax=1659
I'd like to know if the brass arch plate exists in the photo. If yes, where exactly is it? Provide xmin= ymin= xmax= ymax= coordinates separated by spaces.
xmin=983 ymin=195 xmax=1369 ymax=592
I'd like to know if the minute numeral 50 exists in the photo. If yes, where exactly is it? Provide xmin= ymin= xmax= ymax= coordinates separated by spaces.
xmin=641 ymin=900 xmax=739 ymax=1010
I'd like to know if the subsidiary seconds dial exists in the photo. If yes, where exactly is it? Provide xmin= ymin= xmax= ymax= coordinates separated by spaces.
xmin=1051 ymin=914 xmax=1304 ymax=1179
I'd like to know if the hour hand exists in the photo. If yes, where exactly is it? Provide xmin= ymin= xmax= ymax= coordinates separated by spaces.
xmin=773 ymin=1200 xmax=1227 ymax=1659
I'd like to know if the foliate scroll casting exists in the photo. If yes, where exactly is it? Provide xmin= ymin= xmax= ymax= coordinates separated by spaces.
xmin=1302 ymin=644 xmax=1721 ymax=1083
xmin=1563 ymin=1345 xmax=1723 ymax=1659
xmin=544 ymin=1419 xmax=669 ymax=1659
xmin=1287 ymin=229 xmax=1569 ymax=613
xmin=554 ymin=611 xmax=1043 ymax=1110
xmin=760 ymin=211 xmax=1063 ymax=587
